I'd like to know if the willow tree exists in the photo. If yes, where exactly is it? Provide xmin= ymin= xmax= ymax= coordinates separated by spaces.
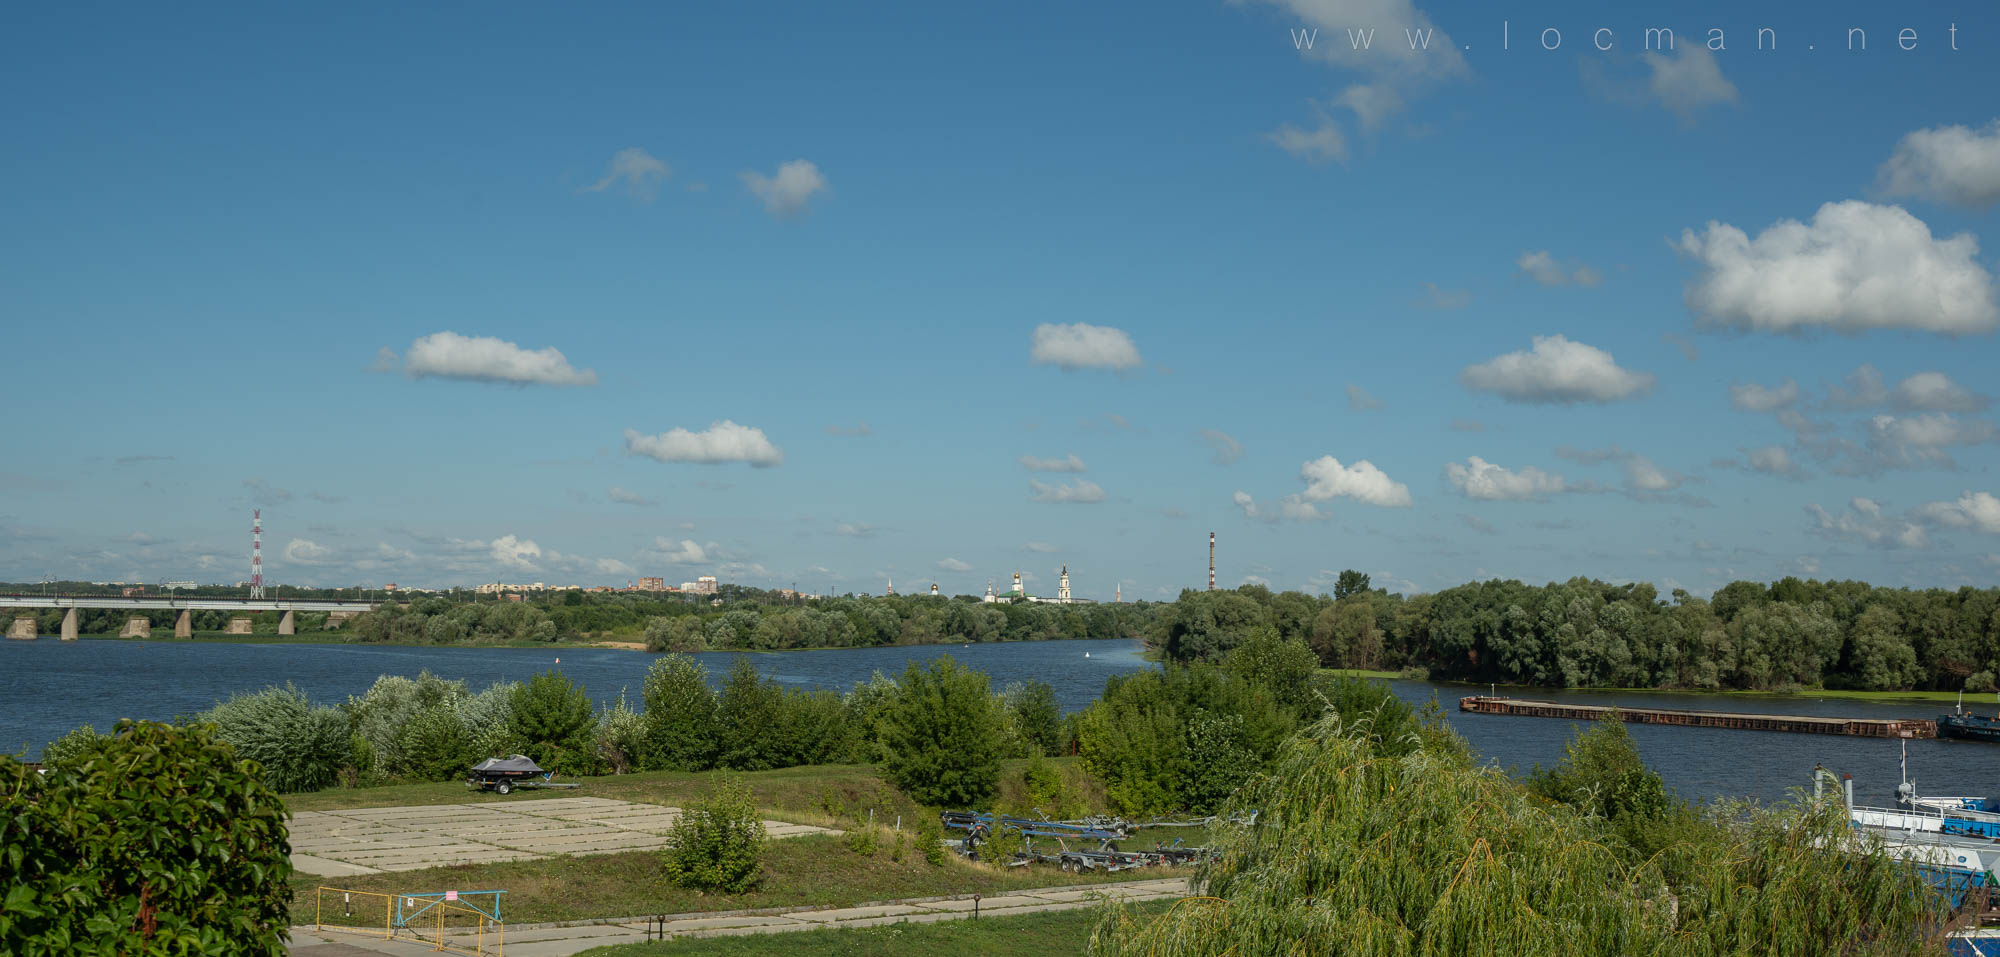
xmin=1091 ymin=711 xmax=1949 ymax=957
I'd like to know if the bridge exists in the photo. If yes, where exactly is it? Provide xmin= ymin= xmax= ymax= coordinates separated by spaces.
xmin=1 ymin=595 xmax=384 ymax=640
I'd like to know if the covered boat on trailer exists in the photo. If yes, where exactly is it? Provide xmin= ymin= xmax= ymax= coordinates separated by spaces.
xmin=466 ymin=754 xmax=576 ymax=794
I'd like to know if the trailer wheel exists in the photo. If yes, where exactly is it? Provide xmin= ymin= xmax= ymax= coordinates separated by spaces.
xmin=496 ymin=781 xmax=512 ymax=795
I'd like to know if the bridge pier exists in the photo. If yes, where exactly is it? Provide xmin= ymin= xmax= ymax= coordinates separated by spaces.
xmin=174 ymin=609 xmax=191 ymax=638
xmin=278 ymin=610 xmax=295 ymax=636
xmin=120 ymin=617 xmax=151 ymax=638
xmin=8 ymin=617 xmax=34 ymax=640
xmin=60 ymin=608 xmax=78 ymax=641
xmin=325 ymin=610 xmax=358 ymax=629
xmin=225 ymin=617 xmax=253 ymax=635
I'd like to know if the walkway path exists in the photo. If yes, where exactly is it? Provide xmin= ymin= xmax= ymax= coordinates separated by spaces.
xmin=288 ymin=876 xmax=1191 ymax=956
xmin=290 ymin=797 xmax=837 ymax=877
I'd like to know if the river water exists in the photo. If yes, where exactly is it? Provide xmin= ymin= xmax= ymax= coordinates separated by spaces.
xmin=4 ymin=636 xmax=1995 ymax=807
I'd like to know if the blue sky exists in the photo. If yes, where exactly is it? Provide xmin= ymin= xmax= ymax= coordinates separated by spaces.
xmin=4 ymin=0 xmax=1999 ymax=599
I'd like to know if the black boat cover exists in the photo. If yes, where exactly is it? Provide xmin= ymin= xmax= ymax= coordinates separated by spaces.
xmin=470 ymin=755 xmax=545 ymax=774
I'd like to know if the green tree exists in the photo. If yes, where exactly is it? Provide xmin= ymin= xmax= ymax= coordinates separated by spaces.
xmin=876 ymin=655 xmax=1004 ymax=808
xmin=508 ymin=670 xmax=602 ymax=775
xmin=1332 ymin=569 xmax=1372 ymax=601
xmin=641 ymin=654 xmax=718 ymax=771
xmin=1004 ymin=680 xmax=1064 ymax=757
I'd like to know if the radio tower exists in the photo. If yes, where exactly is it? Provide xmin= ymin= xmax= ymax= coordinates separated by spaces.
xmin=250 ymin=509 xmax=265 ymax=599
xmin=1208 ymin=531 xmax=1216 ymax=591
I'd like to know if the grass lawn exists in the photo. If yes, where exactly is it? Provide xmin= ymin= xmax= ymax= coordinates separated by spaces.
xmin=1320 ymin=668 xmax=1404 ymax=681
xmin=289 ymin=833 xmax=1181 ymax=926
xmin=575 ymin=900 xmax=1174 ymax=957
xmin=284 ymin=757 xmax=1106 ymax=831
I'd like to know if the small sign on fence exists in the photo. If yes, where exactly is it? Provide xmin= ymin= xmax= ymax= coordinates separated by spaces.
xmin=445 ymin=891 xmax=458 ymax=902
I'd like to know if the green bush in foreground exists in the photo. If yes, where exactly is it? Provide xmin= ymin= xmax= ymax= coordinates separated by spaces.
xmin=661 ymin=774 xmax=766 ymax=894
xmin=1 ymin=720 xmax=293 ymax=956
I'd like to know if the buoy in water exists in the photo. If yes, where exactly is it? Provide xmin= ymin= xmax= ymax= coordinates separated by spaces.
xmin=1084 ymin=652 xmax=1091 ymax=658
xmin=555 ymin=658 xmax=561 ymax=664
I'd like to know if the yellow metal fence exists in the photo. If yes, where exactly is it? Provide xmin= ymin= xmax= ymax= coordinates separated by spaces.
xmin=313 ymin=887 xmax=503 ymax=956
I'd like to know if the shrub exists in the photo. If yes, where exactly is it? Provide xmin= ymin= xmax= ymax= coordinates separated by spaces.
xmin=393 ymin=705 xmax=476 ymax=782
xmin=1 ymin=720 xmax=292 ymax=955
xmin=642 ymin=654 xmax=718 ymax=771
xmin=344 ymin=672 xmax=470 ymax=776
xmin=38 ymin=723 xmax=109 ymax=772
xmin=661 ymin=774 xmax=766 ymax=893
xmin=716 ymin=657 xmax=786 ymax=770
xmin=596 ymin=692 xmax=648 ymax=774
xmin=917 ymin=814 xmax=948 ymax=866
xmin=198 ymin=684 xmax=349 ymax=794
xmin=876 ymin=655 xmax=1003 ymax=808
xmin=509 ymin=670 xmax=602 ymax=776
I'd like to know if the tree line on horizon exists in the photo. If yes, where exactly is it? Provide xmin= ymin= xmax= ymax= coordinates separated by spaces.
xmin=1162 ymin=572 xmax=2000 ymax=694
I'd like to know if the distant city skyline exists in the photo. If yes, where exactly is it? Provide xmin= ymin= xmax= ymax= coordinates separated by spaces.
xmin=4 ymin=1 xmax=1999 ymax=598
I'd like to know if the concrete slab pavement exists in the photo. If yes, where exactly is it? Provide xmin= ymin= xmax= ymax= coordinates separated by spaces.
xmin=290 ymin=797 xmax=839 ymax=878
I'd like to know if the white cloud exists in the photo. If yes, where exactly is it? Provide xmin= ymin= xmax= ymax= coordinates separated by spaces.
xmin=585 ymin=147 xmax=670 ymax=201
xmin=1298 ymin=456 xmax=1411 ymax=507
xmin=283 ymin=539 xmax=332 ymax=564
xmin=625 ymin=421 xmax=784 ymax=467
xmin=595 ymin=558 xmax=638 ymax=577
xmin=1913 ymin=491 xmax=2000 ymax=535
xmin=1642 ymin=44 xmax=1739 ymax=123
xmin=1444 ymin=456 xmax=1568 ymax=501
xmin=1201 ymin=429 xmax=1245 ymax=465
xmin=1892 ymin=371 xmax=1988 ymax=413
xmin=1018 ymin=454 xmax=1087 ymax=473
xmin=1029 ymin=479 xmax=1106 ymax=504
xmin=390 ymin=331 xmax=599 ymax=386
xmin=741 ymin=159 xmax=828 ymax=218
xmin=1746 ymin=446 xmax=1806 ymax=479
xmin=1460 ymin=513 xmax=1496 ymax=535
xmin=1729 ymin=379 xmax=1799 ymax=412
xmin=652 ymin=538 xmax=710 ymax=565
xmin=936 ymin=557 xmax=973 ymax=572
xmin=1346 ymin=384 xmax=1383 ymax=411
xmin=1517 ymin=250 xmax=1602 ymax=287
xmin=1460 ymin=335 xmax=1654 ymax=404
xmin=1675 ymin=201 xmax=1999 ymax=334
xmin=1806 ymin=498 xmax=1930 ymax=549
xmin=1233 ymin=490 xmax=1325 ymax=523
xmin=1031 ymin=323 xmax=1143 ymax=371
xmin=489 ymin=535 xmax=542 ymax=571
xmin=1866 ymin=413 xmax=1996 ymax=463
xmin=1268 ymin=112 xmax=1348 ymax=164
xmin=1335 ymin=82 xmax=1405 ymax=131
xmin=834 ymin=522 xmax=876 ymax=538
xmin=1878 ymin=120 xmax=2000 ymax=210
xmin=607 ymin=486 xmax=657 ymax=506
xmin=1024 ymin=542 xmax=1060 ymax=553
xmin=1620 ymin=454 xmax=1682 ymax=492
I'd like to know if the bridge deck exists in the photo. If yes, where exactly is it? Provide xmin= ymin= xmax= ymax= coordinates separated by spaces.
xmin=0 ymin=595 xmax=381 ymax=612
